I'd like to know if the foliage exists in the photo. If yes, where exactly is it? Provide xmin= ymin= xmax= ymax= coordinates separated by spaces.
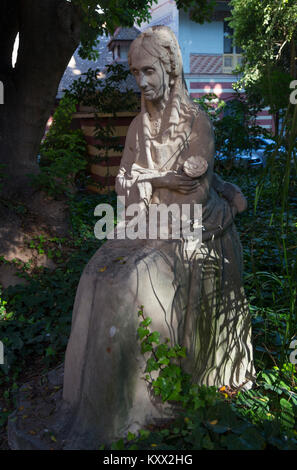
xmin=236 ymin=366 xmax=297 ymax=430
xmin=0 ymin=190 xmax=117 ymax=381
xmin=72 ymin=0 xmax=157 ymax=59
xmin=72 ymin=0 xmax=218 ymax=60
xmin=229 ymin=0 xmax=297 ymax=105
xmin=33 ymin=63 xmax=138 ymax=198
xmin=228 ymin=0 xmax=297 ymax=140
xmin=193 ymin=92 xmax=226 ymax=122
xmin=227 ymin=0 xmax=297 ymax=252
xmin=32 ymin=95 xmax=88 ymax=198
xmin=0 ymin=289 xmax=12 ymax=321
xmin=66 ymin=62 xmax=139 ymax=193
xmin=175 ymin=0 xmax=216 ymax=24
xmin=66 ymin=63 xmax=138 ymax=115
xmin=137 ymin=306 xmax=188 ymax=403
xmin=195 ymin=93 xmax=268 ymax=166
xmin=108 ymin=305 xmax=297 ymax=450
xmin=0 ymin=191 xmax=111 ymax=433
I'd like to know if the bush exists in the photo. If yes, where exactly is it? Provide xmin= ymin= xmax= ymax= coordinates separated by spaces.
xmin=108 ymin=306 xmax=297 ymax=450
xmin=32 ymin=95 xmax=87 ymax=198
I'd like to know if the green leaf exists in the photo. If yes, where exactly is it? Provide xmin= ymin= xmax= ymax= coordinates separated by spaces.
xmin=147 ymin=331 xmax=160 ymax=345
xmin=139 ymin=429 xmax=150 ymax=440
xmin=111 ymin=439 xmax=125 ymax=450
xmin=176 ymin=347 xmax=187 ymax=358
xmin=280 ymin=398 xmax=295 ymax=429
xmin=141 ymin=342 xmax=153 ymax=354
xmin=146 ymin=358 xmax=159 ymax=373
xmin=167 ymin=380 xmax=182 ymax=401
xmin=46 ymin=346 xmax=55 ymax=357
xmin=202 ymin=433 xmax=214 ymax=450
xmin=137 ymin=327 xmax=149 ymax=340
xmin=140 ymin=318 xmax=152 ymax=327
xmin=127 ymin=444 xmax=139 ymax=450
xmin=161 ymin=364 xmax=181 ymax=378
xmin=167 ymin=348 xmax=178 ymax=358
xmin=157 ymin=357 xmax=170 ymax=366
xmin=155 ymin=344 xmax=169 ymax=359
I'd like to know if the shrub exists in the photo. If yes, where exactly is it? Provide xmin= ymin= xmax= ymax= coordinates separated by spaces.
xmin=32 ymin=95 xmax=87 ymax=198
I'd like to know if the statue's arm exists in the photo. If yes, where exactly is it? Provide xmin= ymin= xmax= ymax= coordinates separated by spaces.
xmin=212 ymin=173 xmax=248 ymax=215
xmin=148 ymin=112 xmax=216 ymax=195
xmin=115 ymin=117 xmax=169 ymax=203
xmin=116 ymin=116 xmax=199 ymax=197
xmin=189 ymin=112 xmax=247 ymax=214
xmin=115 ymin=117 xmax=141 ymax=200
xmin=185 ymin=111 xmax=215 ymax=204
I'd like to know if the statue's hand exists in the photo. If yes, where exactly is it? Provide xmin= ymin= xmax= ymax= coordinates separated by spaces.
xmin=152 ymin=172 xmax=200 ymax=194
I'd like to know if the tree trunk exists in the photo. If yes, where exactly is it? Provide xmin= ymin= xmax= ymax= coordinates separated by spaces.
xmin=0 ymin=0 xmax=82 ymax=198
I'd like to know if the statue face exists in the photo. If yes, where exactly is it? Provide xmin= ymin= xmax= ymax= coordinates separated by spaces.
xmin=130 ymin=48 xmax=170 ymax=103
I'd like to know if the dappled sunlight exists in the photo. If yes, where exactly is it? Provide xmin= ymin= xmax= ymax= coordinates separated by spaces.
xmin=68 ymin=56 xmax=76 ymax=68
xmin=67 ymin=56 xmax=81 ymax=75
xmin=213 ymin=84 xmax=223 ymax=96
xmin=11 ymin=33 xmax=19 ymax=68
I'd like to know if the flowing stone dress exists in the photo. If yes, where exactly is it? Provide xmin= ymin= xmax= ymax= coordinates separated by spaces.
xmin=61 ymin=102 xmax=255 ymax=449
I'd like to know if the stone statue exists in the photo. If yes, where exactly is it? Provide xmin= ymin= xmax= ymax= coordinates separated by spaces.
xmin=61 ymin=26 xmax=255 ymax=449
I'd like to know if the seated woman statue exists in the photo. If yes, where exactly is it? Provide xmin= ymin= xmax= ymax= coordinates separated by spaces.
xmin=62 ymin=26 xmax=255 ymax=449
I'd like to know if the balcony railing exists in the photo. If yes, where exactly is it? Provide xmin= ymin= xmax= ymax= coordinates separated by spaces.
xmin=222 ymin=54 xmax=243 ymax=74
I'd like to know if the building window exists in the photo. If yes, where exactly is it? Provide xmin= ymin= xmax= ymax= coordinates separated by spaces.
xmin=223 ymin=21 xmax=242 ymax=73
xmin=114 ymin=44 xmax=129 ymax=61
xmin=224 ymin=21 xmax=242 ymax=54
xmin=121 ymin=45 xmax=129 ymax=61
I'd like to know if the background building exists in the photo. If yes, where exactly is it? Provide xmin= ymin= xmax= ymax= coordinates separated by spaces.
xmin=139 ymin=0 xmax=273 ymax=132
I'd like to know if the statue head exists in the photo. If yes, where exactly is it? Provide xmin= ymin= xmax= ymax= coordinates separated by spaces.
xmin=128 ymin=26 xmax=184 ymax=103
